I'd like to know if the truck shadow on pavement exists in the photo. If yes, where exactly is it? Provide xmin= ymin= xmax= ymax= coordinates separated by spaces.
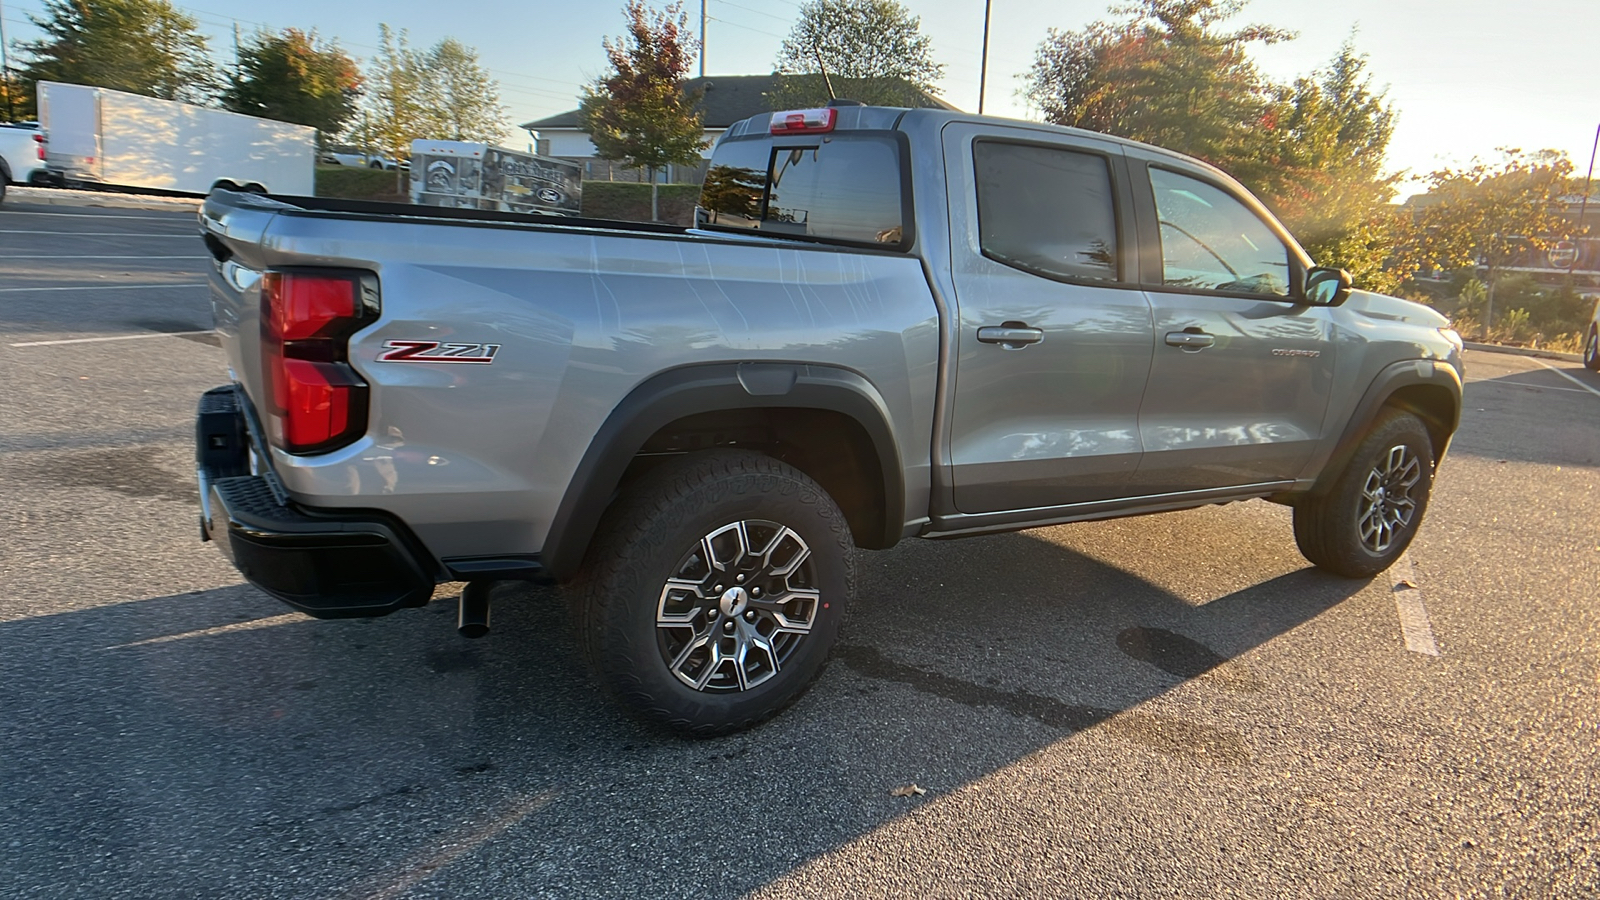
xmin=0 ymin=526 xmax=1366 ymax=899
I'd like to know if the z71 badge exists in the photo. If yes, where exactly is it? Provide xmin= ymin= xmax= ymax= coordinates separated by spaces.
xmin=378 ymin=340 xmax=501 ymax=364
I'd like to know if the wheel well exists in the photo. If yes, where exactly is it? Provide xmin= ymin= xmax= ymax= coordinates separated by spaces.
xmin=622 ymin=407 xmax=891 ymax=549
xmin=1383 ymin=384 xmax=1456 ymax=463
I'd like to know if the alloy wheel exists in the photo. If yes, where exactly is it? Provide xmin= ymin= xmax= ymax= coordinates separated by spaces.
xmin=1358 ymin=444 xmax=1422 ymax=554
xmin=655 ymin=520 xmax=821 ymax=692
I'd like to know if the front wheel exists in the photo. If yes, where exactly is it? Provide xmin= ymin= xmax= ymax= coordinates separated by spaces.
xmin=1584 ymin=326 xmax=1600 ymax=372
xmin=573 ymin=450 xmax=855 ymax=736
xmin=1294 ymin=409 xmax=1434 ymax=578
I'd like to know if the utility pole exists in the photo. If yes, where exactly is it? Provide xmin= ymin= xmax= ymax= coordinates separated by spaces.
xmin=978 ymin=0 xmax=992 ymax=115
xmin=0 ymin=0 xmax=14 ymax=122
xmin=699 ymin=0 xmax=706 ymax=79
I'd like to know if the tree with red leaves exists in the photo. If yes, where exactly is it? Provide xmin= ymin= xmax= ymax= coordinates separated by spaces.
xmin=580 ymin=1 xmax=707 ymax=221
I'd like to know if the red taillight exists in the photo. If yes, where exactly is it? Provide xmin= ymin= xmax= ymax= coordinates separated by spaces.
xmin=33 ymin=133 xmax=45 ymax=160
xmin=261 ymin=271 xmax=372 ymax=454
xmin=770 ymin=107 xmax=837 ymax=134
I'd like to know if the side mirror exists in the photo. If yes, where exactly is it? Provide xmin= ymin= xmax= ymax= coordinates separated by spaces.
xmin=1304 ymin=266 xmax=1352 ymax=307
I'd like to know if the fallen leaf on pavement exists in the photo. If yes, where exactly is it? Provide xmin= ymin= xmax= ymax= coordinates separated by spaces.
xmin=890 ymin=784 xmax=927 ymax=797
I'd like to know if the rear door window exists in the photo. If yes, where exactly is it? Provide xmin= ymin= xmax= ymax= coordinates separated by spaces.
xmin=974 ymin=141 xmax=1121 ymax=283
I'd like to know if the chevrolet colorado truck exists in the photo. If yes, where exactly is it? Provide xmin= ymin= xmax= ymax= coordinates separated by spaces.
xmin=195 ymin=103 xmax=1464 ymax=735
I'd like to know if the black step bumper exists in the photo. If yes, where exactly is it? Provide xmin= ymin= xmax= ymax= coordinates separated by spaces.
xmin=196 ymin=385 xmax=437 ymax=618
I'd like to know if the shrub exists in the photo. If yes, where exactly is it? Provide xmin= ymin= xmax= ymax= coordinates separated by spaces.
xmin=579 ymin=182 xmax=701 ymax=225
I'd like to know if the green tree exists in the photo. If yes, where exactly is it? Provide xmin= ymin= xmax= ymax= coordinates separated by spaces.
xmin=580 ymin=1 xmax=707 ymax=221
xmin=357 ymin=25 xmax=429 ymax=160
xmin=1241 ymin=40 xmax=1405 ymax=291
xmin=222 ymin=28 xmax=361 ymax=138
xmin=1413 ymin=151 xmax=1576 ymax=337
xmin=18 ymin=0 xmax=217 ymax=110
xmin=420 ymin=38 xmax=508 ymax=142
xmin=1026 ymin=0 xmax=1291 ymax=165
xmin=772 ymin=0 xmax=945 ymax=108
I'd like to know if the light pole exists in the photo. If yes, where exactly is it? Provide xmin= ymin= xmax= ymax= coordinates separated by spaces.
xmin=0 ymin=0 xmax=14 ymax=122
xmin=699 ymin=0 xmax=706 ymax=79
xmin=977 ymin=0 xmax=992 ymax=115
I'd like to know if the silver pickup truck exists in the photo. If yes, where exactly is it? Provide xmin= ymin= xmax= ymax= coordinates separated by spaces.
xmin=196 ymin=103 xmax=1464 ymax=734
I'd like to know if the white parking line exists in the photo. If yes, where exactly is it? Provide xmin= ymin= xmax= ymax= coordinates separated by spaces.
xmin=1390 ymin=555 xmax=1439 ymax=656
xmin=0 ymin=230 xmax=195 ymax=237
xmin=1530 ymin=358 xmax=1600 ymax=400
xmin=0 ymin=210 xmax=192 ymax=221
xmin=10 ymin=330 xmax=212 ymax=347
xmin=105 ymin=612 xmax=305 ymax=649
xmin=0 ymin=283 xmax=206 ymax=294
xmin=1487 ymin=380 xmax=1594 ymax=394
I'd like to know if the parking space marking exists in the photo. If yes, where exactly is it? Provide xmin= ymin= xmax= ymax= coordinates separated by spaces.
xmin=0 ymin=210 xmax=193 ymax=221
xmin=105 ymin=612 xmax=305 ymax=649
xmin=10 ymin=330 xmax=212 ymax=347
xmin=0 ymin=283 xmax=205 ymax=294
xmin=0 ymin=230 xmax=196 ymax=237
xmin=1530 ymin=358 xmax=1600 ymax=400
xmin=1391 ymin=555 xmax=1439 ymax=656
xmin=1486 ymin=380 xmax=1594 ymax=394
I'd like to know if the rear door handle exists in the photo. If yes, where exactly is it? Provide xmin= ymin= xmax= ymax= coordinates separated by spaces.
xmin=977 ymin=325 xmax=1044 ymax=348
xmin=1165 ymin=330 xmax=1215 ymax=350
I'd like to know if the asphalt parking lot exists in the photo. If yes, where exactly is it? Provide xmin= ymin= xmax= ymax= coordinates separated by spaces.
xmin=1 ymin=199 xmax=1597 ymax=899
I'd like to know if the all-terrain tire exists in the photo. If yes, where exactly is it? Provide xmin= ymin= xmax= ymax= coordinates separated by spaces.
xmin=1584 ymin=326 xmax=1600 ymax=372
xmin=1294 ymin=408 xmax=1434 ymax=578
xmin=573 ymin=450 xmax=855 ymax=737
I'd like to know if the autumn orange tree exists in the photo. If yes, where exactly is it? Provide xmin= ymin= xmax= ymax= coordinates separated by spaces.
xmin=580 ymin=1 xmax=707 ymax=221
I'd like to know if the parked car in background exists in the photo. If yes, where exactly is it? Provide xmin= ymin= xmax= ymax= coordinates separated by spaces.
xmin=321 ymin=146 xmax=405 ymax=170
xmin=37 ymin=81 xmax=315 ymax=196
xmin=0 ymin=122 xmax=49 ymax=204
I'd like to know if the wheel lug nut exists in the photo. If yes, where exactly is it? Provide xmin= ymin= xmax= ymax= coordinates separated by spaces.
xmin=750 ymin=587 xmax=761 ymax=597
xmin=744 ymin=610 xmax=756 ymax=622
xmin=736 ymin=574 xmax=745 ymax=583
xmin=713 ymin=584 xmax=723 ymax=594
xmin=724 ymin=620 xmax=736 ymax=632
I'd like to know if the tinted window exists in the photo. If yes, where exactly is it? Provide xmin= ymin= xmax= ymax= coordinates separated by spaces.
xmin=698 ymin=139 xmax=769 ymax=232
xmin=974 ymin=142 xmax=1119 ymax=283
xmin=1149 ymin=168 xmax=1290 ymax=296
xmin=698 ymin=136 xmax=906 ymax=246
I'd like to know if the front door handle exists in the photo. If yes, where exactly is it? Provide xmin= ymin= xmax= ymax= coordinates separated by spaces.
xmin=1165 ymin=330 xmax=1215 ymax=350
xmin=977 ymin=325 xmax=1044 ymax=349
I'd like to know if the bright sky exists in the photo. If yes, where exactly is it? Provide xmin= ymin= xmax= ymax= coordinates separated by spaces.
xmin=3 ymin=0 xmax=1596 ymax=192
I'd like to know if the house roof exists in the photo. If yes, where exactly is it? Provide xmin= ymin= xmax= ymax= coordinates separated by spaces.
xmin=521 ymin=73 xmax=959 ymax=131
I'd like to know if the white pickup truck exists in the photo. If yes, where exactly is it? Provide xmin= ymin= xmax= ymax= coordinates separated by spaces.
xmin=0 ymin=122 xmax=48 ymax=203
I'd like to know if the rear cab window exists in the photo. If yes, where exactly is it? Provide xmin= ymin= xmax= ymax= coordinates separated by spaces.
xmin=698 ymin=132 xmax=910 ymax=249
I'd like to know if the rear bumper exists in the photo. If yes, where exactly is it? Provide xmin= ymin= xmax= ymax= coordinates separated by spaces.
xmin=196 ymin=385 xmax=437 ymax=618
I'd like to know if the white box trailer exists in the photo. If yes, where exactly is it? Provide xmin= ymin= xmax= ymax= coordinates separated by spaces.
xmin=410 ymin=139 xmax=581 ymax=216
xmin=38 ymin=81 xmax=316 ymax=195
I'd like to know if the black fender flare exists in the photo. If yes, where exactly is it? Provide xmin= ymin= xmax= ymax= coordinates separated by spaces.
xmin=1310 ymin=358 xmax=1462 ymax=493
xmin=541 ymin=362 xmax=906 ymax=580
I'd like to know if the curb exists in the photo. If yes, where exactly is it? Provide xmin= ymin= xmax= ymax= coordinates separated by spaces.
xmin=1462 ymin=342 xmax=1582 ymax=363
xmin=5 ymin=186 xmax=201 ymax=213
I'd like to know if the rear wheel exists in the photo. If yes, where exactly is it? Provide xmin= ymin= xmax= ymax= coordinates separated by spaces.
xmin=573 ymin=450 xmax=854 ymax=736
xmin=1584 ymin=326 xmax=1600 ymax=372
xmin=1294 ymin=408 xmax=1434 ymax=578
